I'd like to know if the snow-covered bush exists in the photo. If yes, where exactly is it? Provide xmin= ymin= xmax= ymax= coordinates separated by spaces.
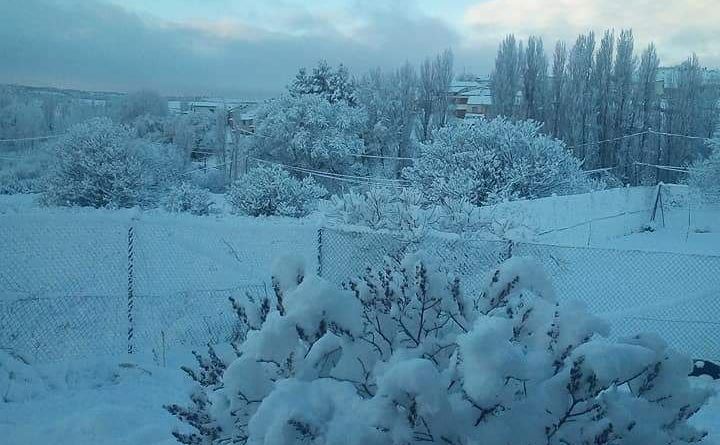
xmin=168 ymin=253 xmax=711 ymax=445
xmin=0 ymin=147 xmax=53 ymax=194
xmin=188 ymin=167 xmax=227 ymax=193
xmin=323 ymin=187 xmax=428 ymax=233
xmin=404 ymin=118 xmax=598 ymax=206
xmin=227 ymin=165 xmax=327 ymax=217
xmin=324 ymin=187 xmax=496 ymax=236
xmin=163 ymin=182 xmax=214 ymax=215
xmin=688 ymin=138 xmax=720 ymax=203
xmin=41 ymin=117 xmax=183 ymax=208
xmin=250 ymin=95 xmax=365 ymax=177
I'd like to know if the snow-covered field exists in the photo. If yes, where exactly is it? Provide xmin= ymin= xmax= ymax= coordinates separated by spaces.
xmin=2 ymin=189 xmax=719 ymax=444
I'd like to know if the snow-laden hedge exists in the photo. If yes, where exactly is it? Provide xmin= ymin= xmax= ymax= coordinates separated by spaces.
xmin=41 ymin=117 xmax=183 ymax=208
xmin=227 ymin=164 xmax=327 ymax=217
xmin=167 ymin=253 xmax=711 ymax=445
xmin=163 ymin=181 xmax=214 ymax=216
xmin=404 ymin=118 xmax=599 ymax=206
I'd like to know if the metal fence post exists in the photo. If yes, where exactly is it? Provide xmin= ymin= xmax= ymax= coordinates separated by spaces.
xmin=317 ymin=227 xmax=323 ymax=277
xmin=127 ymin=224 xmax=135 ymax=355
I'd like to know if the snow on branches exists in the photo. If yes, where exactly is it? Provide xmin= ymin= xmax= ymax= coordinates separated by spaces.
xmin=227 ymin=164 xmax=327 ymax=217
xmin=41 ymin=117 xmax=183 ymax=208
xmin=167 ymin=253 xmax=710 ymax=445
xmin=404 ymin=117 xmax=599 ymax=206
xmin=249 ymin=95 xmax=365 ymax=176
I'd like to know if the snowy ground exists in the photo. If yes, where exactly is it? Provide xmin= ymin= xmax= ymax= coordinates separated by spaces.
xmin=1 ymin=353 xmax=717 ymax=445
xmin=0 ymin=355 xmax=192 ymax=445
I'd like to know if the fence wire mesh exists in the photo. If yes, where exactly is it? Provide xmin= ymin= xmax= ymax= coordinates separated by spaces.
xmin=0 ymin=218 xmax=272 ymax=362
xmin=319 ymin=227 xmax=720 ymax=360
xmin=3 ymin=215 xmax=719 ymax=363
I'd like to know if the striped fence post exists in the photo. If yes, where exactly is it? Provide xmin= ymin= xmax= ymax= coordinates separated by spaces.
xmin=317 ymin=227 xmax=323 ymax=277
xmin=127 ymin=224 xmax=135 ymax=355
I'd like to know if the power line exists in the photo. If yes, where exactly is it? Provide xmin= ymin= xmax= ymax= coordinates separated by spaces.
xmin=647 ymin=129 xmax=707 ymax=140
xmin=567 ymin=130 xmax=649 ymax=150
xmin=0 ymin=134 xmax=64 ymax=143
xmin=249 ymin=156 xmax=410 ymax=184
xmin=248 ymin=157 xmax=411 ymax=188
xmin=634 ymin=161 xmax=692 ymax=173
xmin=567 ymin=128 xmax=709 ymax=150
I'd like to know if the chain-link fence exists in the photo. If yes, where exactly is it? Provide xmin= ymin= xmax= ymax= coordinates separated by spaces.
xmin=318 ymin=226 xmax=720 ymax=361
xmin=0 ymin=215 xmax=309 ymax=362
xmin=3 ymin=213 xmax=719 ymax=363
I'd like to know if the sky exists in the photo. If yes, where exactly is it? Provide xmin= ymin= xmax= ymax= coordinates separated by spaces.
xmin=0 ymin=0 xmax=718 ymax=98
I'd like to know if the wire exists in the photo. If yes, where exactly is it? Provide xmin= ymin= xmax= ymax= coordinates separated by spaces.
xmin=648 ymin=129 xmax=707 ymax=140
xmin=249 ymin=156 xmax=410 ymax=185
xmin=634 ymin=161 xmax=691 ymax=173
xmin=567 ymin=130 xmax=649 ymax=150
xmin=248 ymin=157 xmax=411 ymax=188
xmin=0 ymin=134 xmax=64 ymax=143
xmin=581 ymin=166 xmax=617 ymax=175
xmin=567 ymin=129 xmax=710 ymax=150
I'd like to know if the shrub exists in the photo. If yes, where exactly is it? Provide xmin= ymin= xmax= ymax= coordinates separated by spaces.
xmin=167 ymin=253 xmax=711 ymax=445
xmin=0 ymin=147 xmax=52 ymax=194
xmin=163 ymin=182 xmax=214 ymax=215
xmin=227 ymin=164 xmax=326 ymax=217
xmin=688 ymin=138 xmax=720 ymax=203
xmin=323 ymin=186 xmax=425 ymax=231
xmin=41 ymin=117 xmax=183 ymax=208
xmin=404 ymin=118 xmax=598 ymax=206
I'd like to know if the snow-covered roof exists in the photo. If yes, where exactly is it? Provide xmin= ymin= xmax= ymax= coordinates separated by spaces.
xmin=459 ymin=87 xmax=492 ymax=106
xmin=449 ymin=81 xmax=481 ymax=94
xmin=467 ymin=94 xmax=492 ymax=106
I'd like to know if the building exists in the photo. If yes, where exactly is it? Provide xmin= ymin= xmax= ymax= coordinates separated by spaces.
xmin=448 ymin=77 xmax=493 ymax=118
xmin=167 ymin=98 xmax=257 ymax=116
xmin=228 ymin=103 xmax=258 ymax=134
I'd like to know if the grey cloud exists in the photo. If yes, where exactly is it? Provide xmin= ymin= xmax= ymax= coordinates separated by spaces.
xmin=0 ymin=0 xmax=462 ymax=97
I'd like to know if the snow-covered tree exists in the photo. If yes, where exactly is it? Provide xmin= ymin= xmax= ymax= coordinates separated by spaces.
xmin=491 ymin=35 xmax=523 ymax=119
xmin=611 ymin=30 xmax=637 ymax=174
xmin=167 ymin=110 xmax=218 ymax=163
xmin=567 ymin=32 xmax=596 ymax=160
xmin=167 ymin=252 xmax=712 ymax=445
xmin=289 ymin=60 xmax=356 ymax=105
xmin=41 ymin=117 xmax=183 ymax=208
xmin=249 ymin=95 xmax=366 ymax=177
xmin=521 ymin=36 xmax=548 ymax=122
xmin=404 ymin=118 xmax=596 ymax=206
xmin=226 ymin=164 xmax=327 ymax=217
xmin=632 ymin=44 xmax=660 ymax=184
xmin=549 ymin=41 xmax=569 ymax=139
xmin=418 ymin=49 xmax=454 ymax=141
xmin=355 ymin=64 xmax=418 ymax=176
xmin=116 ymin=89 xmax=168 ymax=123
xmin=594 ymin=30 xmax=615 ymax=168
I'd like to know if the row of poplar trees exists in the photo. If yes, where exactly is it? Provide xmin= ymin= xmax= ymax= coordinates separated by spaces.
xmin=490 ymin=30 xmax=720 ymax=184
